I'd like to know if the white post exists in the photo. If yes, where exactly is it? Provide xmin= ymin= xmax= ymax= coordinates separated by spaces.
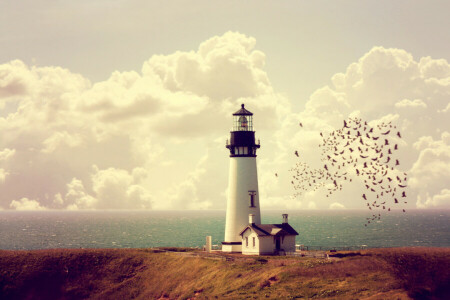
xmin=206 ymin=236 xmax=212 ymax=253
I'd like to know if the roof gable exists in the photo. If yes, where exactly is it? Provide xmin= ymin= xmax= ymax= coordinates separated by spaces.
xmin=239 ymin=223 xmax=299 ymax=237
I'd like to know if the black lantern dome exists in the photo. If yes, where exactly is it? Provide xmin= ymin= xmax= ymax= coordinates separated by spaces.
xmin=226 ymin=104 xmax=260 ymax=157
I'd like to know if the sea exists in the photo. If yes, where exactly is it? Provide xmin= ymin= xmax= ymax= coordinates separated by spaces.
xmin=0 ymin=210 xmax=449 ymax=250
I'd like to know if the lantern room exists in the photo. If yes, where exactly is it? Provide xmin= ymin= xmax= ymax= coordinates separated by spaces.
xmin=232 ymin=104 xmax=253 ymax=132
xmin=226 ymin=104 xmax=260 ymax=158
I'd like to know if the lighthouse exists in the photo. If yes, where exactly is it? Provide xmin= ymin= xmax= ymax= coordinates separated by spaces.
xmin=222 ymin=104 xmax=261 ymax=253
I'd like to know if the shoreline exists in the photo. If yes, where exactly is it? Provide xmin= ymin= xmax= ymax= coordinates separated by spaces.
xmin=1 ymin=245 xmax=449 ymax=252
xmin=1 ymin=247 xmax=449 ymax=299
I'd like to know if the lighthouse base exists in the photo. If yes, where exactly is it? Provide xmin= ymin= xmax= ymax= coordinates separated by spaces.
xmin=221 ymin=242 xmax=242 ymax=253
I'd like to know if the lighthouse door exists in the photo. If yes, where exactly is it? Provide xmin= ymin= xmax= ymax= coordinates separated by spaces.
xmin=275 ymin=237 xmax=281 ymax=250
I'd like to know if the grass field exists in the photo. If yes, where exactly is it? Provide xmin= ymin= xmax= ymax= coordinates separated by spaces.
xmin=0 ymin=247 xmax=448 ymax=299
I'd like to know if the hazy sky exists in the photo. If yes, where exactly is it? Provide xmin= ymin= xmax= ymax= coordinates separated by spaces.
xmin=1 ymin=1 xmax=449 ymax=210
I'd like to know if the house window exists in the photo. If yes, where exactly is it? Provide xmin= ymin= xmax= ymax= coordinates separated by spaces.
xmin=252 ymin=237 xmax=256 ymax=248
xmin=248 ymin=191 xmax=256 ymax=207
xmin=245 ymin=237 xmax=248 ymax=247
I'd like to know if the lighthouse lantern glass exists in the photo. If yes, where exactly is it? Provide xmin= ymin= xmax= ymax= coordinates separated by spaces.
xmin=239 ymin=116 xmax=247 ymax=130
xmin=233 ymin=115 xmax=253 ymax=131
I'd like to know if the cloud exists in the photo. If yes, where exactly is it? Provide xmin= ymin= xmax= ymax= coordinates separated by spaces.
xmin=0 ymin=169 xmax=8 ymax=183
xmin=0 ymin=148 xmax=15 ymax=183
xmin=307 ymin=201 xmax=317 ymax=210
xmin=417 ymin=189 xmax=450 ymax=209
xmin=10 ymin=197 xmax=47 ymax=210
xmin=53 ymin=167 xmax=153 ymax=210
xmin=410 ymin=132 xmax=450 ymax=208
xmin=0 ymin=60 xmax=32 ymax=100
xmin=41 ymin=131 xmax=84 ymax=153
xmin=0 ymin=148 xmax=16 ymax=161
xmin=395 ymin=99 xmax=427 ymax=109
xmin=142 ymin=31 xmax=271 ymax=100
xmin=63 ymin=178 xmax=97 ymax=210
xmin=0 ymin=33 xmax=449 ymax=210
xmin=280 ymin=47 xmax=450 ymax=210
xmin=0 ymin=31 xmax=290 ymax=210
xmin=329 ymin=202 xmax=346 ymax=209
xmin=91 ymin=166 xmax=152 ymax=209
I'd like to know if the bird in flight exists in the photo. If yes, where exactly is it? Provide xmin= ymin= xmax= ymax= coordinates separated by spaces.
xmin=290 ymin=116 xmax=407 ymax=226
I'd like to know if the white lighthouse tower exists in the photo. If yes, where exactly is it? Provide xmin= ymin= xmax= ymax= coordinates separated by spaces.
xmin=222 ymin=104 xmax=261 ymax=253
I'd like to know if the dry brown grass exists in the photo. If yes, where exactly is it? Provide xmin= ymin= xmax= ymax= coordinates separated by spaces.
xmin=0 ymin=247 xmax=448 ymax=299
xmin=372 ymin=247 xmax=450 ymax=299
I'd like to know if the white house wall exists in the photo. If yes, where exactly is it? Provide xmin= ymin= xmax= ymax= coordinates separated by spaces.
xmin=224 ymin=157 xmax=261 ymax=244
xmin=281 ymin=235 xmax=296 ymax=253
xmin=258 ymin=236 xmax=275 ymax=255
xmin=241 ymin=229 xmax=278 ymax=255
xmin=241 ymin=229 xmax=260 ymax=255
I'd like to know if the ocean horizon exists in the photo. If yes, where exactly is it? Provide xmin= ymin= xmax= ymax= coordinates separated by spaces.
xmin=1 ymin=209 xmax=449 ymax=250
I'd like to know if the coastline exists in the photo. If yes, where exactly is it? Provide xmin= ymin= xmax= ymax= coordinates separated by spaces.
xmin=1 ymin=247 xmax=449 ymax=299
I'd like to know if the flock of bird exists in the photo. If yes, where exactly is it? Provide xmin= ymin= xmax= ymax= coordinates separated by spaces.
xmin=286 ymin=117 xmax=408 ymax=226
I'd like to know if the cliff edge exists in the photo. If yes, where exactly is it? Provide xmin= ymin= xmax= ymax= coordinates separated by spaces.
xmin=0 ymin=247 xmax=449 ymax=299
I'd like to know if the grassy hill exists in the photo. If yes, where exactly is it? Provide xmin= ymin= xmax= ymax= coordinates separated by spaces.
xmin=0 ymin=247 xmax=449 ymax=299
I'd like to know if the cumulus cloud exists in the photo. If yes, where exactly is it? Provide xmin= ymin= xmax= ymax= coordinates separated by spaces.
xmin=417 ymin=189 xmax=450 ymax=209
xmin=142 ymin=31 xmax=271 ymax=100
xmin=63 ymin=178 xmax=97 ymax=210
xmin=329 ymin=202 xmax=346 ymax=209
xmin=0 ymin=148 xmax=15 ymax=183
xmin=91 ymin=166 xmax=152 ymax=209
xmin=10 ymin=197 xmax=47 ymax=210
xmin=0 ymin=148 xmax=15 ymax=161
xmin=0 ymin=60 xmax=32 ymax=100
xmin=41 ymin=131 xmax=84 ymax=153
xmin=274 ymin=47 xmax=450 ymax=209
xmin=0 ymin=33 xmax=449 ymax=210
xmin=395 ymin=99 xmax=427 ymax=109
xmin=54 ymin=167 xmax=153 ymax=210
xmin=409 ymin=132 xmax=450 ymax=208
xmin=0 ymin=31 xmax=292 ymax=210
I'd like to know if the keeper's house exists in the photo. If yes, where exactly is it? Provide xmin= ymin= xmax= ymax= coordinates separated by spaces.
xmin=239 ymin=213 xmax=298 ymax=255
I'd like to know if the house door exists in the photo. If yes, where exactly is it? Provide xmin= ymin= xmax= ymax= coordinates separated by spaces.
xmin=275 ymin=237 xmax=281 ymax=250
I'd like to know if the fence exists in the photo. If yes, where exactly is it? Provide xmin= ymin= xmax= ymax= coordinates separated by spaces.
xmin=296 ymin=245 xmax=368 ymax=251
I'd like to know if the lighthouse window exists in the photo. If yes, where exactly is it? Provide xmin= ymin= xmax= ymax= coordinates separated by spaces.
xmin=245 ymin=237 xmax=248 ymax=247
xmin=249 ymin=191 xmax=256 ymax=207
xmin=252 ymin=237 xmax=256 ymax=247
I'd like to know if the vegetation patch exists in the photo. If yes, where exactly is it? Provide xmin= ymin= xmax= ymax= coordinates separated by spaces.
xmin=0 ymin=247 xmax=448 ymax=299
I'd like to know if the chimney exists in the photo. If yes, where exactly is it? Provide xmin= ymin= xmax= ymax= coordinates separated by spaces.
xmin=282 ymin=214 xmax=288 ymax=224
xmin=249 ymin=214 xmax=255 ymax=225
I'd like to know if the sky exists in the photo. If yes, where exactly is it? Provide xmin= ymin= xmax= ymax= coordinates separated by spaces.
xmin=0 ymin=0 xmax=449 ymax=211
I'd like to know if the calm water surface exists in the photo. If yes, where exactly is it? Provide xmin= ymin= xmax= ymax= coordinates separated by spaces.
xmin=0 ymin=210 xmax=448 ymax=250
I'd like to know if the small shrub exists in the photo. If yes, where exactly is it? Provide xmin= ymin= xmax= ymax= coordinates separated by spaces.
xmin=255 ymin=258 xmax=268 ymax=264
xmin=258 ymin=279 xmax=271 ymax=289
